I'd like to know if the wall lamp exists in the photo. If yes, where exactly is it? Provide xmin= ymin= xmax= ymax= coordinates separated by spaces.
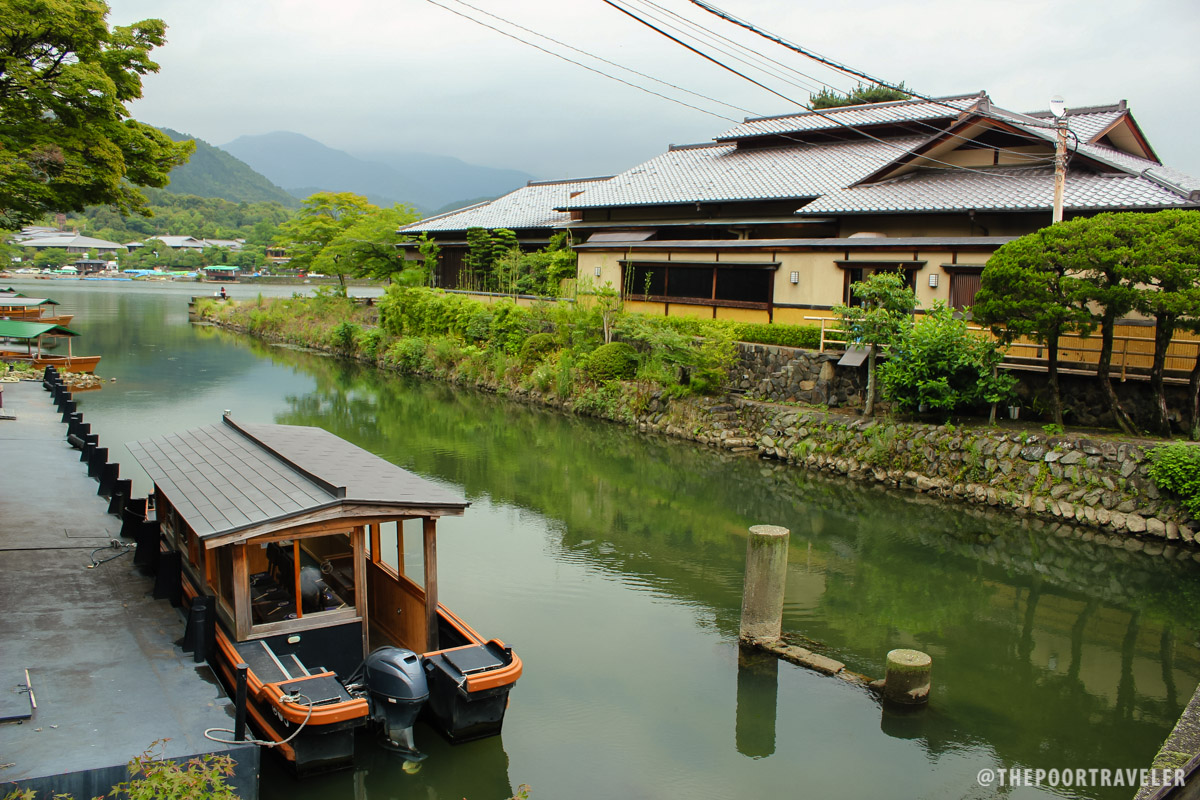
xmin=789 ymin=271 xmax=800 ymax=284
xmin=928 ymin=273 xmax=939 ymax=288
xmin=594 ymin=266 xmax=602 ymax=277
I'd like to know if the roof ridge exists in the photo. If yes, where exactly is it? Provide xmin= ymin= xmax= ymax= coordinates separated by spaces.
xmin=221 ymin=416 xmax=346 ymax=498
xmin=737 ymin=92 xmax=985 ymax=124
xmin=526 ymin=176 xmax=613 ymax=186
xmin=1025 ymin=100 xmax=1128 ymax=118
xmin=668 ymin=141 xmax=728 ymax=151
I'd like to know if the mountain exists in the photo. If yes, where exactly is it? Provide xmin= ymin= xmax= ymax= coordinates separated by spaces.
xmin=352 ymin=150 xmax=534 ymax=210
xmin=220 ymin=132 xmax=534 ymax=212
xmin=158 ymin=128 xmax=298 ymax=206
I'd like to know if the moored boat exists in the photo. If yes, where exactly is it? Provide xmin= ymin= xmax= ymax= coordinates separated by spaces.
xmin=126 ymin=414 xmax=522 ymax=774
xmin=0 ymin=320 xmax=100 ymax=373
xmin=0 ymin=296 xmax=74 ymax=327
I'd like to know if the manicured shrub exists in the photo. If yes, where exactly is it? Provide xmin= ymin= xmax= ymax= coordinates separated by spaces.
xmin=1148 ymin=443 xmax=1200 ymax=517
xmin=519 ymin=332 xmax=557 ymax=365
xmin=584 ymin=341 xmax=637 ymax=382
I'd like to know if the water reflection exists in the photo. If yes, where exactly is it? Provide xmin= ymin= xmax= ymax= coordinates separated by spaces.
xmin=735 ymin=647 xmax=778 ymax=759
xmin=17 ymin=280 xmax=1200 ymax=800
xmin=266 ymin=352 xmax=1200 ymax=799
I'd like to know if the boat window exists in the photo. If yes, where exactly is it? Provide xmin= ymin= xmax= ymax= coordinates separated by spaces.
xmin=249 ymin=534 xmax=356 ymax=627
xmin=401 ymin=519 xmax=424 ymax=588
xmin=214 ymin=546 xmax=234 ymax=612
xmin=376 ymin=521 xmax=401 ymax=574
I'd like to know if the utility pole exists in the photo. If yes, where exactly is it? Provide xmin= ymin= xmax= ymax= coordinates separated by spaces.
xmin=1050 ymin=96 xmax=1068 ymax=224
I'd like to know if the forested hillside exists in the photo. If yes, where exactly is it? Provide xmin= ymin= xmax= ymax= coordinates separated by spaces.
xmin=56 ymin=190 xmax=293 ymax=246
xmin=158 ymin=128 xmax=299 ymax=206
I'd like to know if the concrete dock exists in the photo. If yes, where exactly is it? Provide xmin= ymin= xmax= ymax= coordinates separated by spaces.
xmin=0 ymin=380 xmax=258 ymax=798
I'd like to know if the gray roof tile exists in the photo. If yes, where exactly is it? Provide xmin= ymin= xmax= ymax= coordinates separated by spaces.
xmin=561 ymin=137 xmax=926 ymax=210
xmin=797 ymin=165 xmax=1196 ymax=215
xmin=128 ymin=417 xmax=468 ymax=540
xmin=399 ymin=177 xmax=611 ymax=234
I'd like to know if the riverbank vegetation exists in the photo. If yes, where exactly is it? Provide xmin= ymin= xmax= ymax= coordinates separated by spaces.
xmin=196 ymin=286 xmax=821 ymax=414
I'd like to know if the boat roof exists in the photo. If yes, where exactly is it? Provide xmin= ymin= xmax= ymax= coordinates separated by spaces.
xmin=0 ymin=297 xmax=59 ymax=306
xmin=0 ymin=320 xmax=79 ymax=339
xmin=127 ymin=415 xmax=470 ymax=546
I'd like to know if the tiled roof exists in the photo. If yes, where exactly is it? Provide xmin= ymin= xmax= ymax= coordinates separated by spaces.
xmin=715 ymin=94 xmax=983 ymax=141
xmin=128 ymin=417 xmax=467 ymax=540
xmin=797 ymin=165 xmax=1196 ymax=215
xmin=560 ymin=136 xmax=926 ymax=210
xmin=19 ymin=234 xmax=122 ymax=249
xmin=399 ymin=177 xmax=611 ymax=234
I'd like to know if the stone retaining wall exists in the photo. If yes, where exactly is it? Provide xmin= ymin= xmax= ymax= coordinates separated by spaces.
xmin=630 ymin=394 xmax=1199 ymax=547
xmin=733 ymin=341 xmax=1191 ymax=431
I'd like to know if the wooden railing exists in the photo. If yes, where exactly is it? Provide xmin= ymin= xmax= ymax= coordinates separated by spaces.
xmin=802 ymin=316 xmax=1200 ymax=384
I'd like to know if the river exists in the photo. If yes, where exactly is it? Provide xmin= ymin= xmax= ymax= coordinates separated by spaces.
xmin=10 ymin=278 xmax=1200 ymax=800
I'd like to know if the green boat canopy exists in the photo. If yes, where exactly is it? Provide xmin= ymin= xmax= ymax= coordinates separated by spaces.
xmin=0 ymin=320 xmax=79 ymax=339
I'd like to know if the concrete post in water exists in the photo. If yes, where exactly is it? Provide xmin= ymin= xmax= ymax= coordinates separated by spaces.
xmin=739 ymin=525 xmax=791 ymax=644
xmin=882 ymin=649 xmax=932 ymax=705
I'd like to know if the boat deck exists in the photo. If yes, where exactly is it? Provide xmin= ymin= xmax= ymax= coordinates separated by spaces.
xmin=0 ymin=380 xmax=259 ymax=798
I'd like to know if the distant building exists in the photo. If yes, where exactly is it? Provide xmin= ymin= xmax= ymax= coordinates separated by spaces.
xmin=398 ymin=177 xmax=612 ymax=288
xmin=560 ymin=93 xmax=1200 ymax=322
xmin=12 ymin=231 xmax=124 ymax=256
xmin=125 ymin=236 xmax=245 ymax=252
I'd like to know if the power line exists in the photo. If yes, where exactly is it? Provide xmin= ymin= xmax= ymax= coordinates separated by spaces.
xmin=443 ymin=0 xmax=757 ymax=116
xmin=622 ymin=0 xmax=828 ymax=96
xmin=600 ymin=0 xmax=1056 ymax=179
xmin=599 ymin=0 xmax=806 ymax=108
xmin=622 ymin=0 xmax=1053 ymax=160
xmin=421 ymin=0 xmax=739 ymax=122
xmin=687 ymin=0 xmax=1057 ymax=130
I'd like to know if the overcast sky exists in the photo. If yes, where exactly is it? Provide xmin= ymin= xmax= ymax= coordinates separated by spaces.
xmin=108 ymin=0 xmax=1200 ymax=181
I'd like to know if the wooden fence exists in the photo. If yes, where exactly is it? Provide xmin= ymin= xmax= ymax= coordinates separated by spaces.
xmin=804 ymin=316 xmax=1200 ymax=384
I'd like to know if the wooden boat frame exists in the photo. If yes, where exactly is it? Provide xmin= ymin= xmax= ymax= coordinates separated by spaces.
xmin=128 ymin=415 xmax=521 ymax=773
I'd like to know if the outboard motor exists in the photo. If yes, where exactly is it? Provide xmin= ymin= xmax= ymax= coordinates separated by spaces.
xmin=363 ymin=646 xmax=429 ymax=758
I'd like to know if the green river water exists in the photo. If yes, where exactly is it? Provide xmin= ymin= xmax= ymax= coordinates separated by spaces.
xmin=12 ymin=278 xmax=1200 ymax=800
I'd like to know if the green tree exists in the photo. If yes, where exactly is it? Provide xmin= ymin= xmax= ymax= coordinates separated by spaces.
xmin=1053 ymin=213 xmax=1158 ymax=435
xmin=973 ymin=229 xmax=1094 ymax=427
xmin=1132 ymin=210 xmax=1200 ymax=437
xmin=275 ymin=192 xmax=378 ymax=293
xmin=810 ymin=82 xmax=912 ymax=110
xmin=0 ymin=0 xmax=194 ymax=227
xmin=311 ymin=204 xmax=421 ymax=284
xmin=832 ymin=271 xmax=917 ymax=416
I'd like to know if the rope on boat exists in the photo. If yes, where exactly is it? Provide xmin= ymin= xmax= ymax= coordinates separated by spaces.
xmin=204 ymin=692 xmax=314 ymax=748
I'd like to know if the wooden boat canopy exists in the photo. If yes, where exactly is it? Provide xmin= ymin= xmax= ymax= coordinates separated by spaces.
xmin=0 ymin=320 xmax=79 ymax=339
xmin=127 ymin=415 xmax=470 ymax=550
